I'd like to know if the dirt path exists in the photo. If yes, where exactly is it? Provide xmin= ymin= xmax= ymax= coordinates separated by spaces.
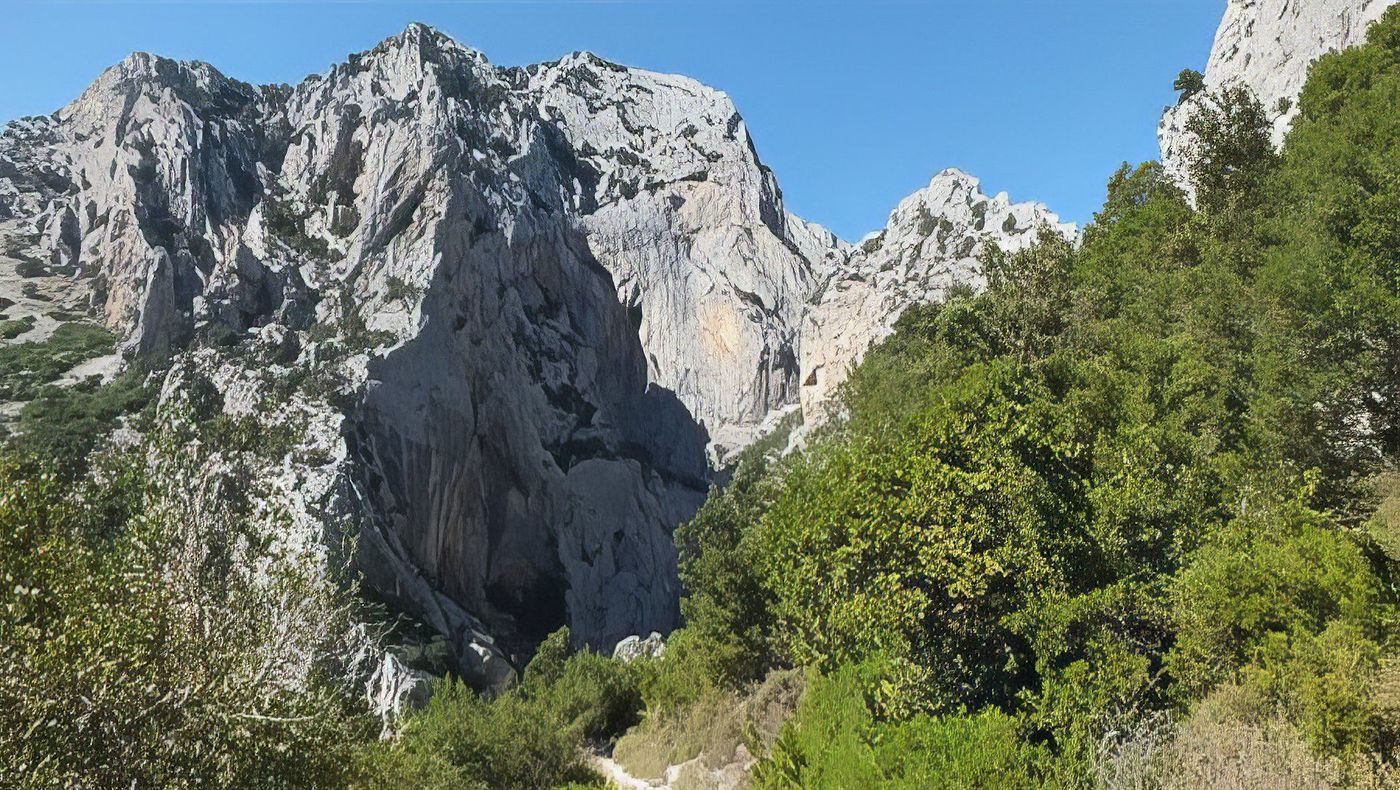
xmin=588 ymin=752 xmax=663 ymax=789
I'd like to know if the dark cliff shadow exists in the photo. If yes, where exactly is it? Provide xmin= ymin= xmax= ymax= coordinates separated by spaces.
xmin=343 ymin=184 xmax=711 ymax=673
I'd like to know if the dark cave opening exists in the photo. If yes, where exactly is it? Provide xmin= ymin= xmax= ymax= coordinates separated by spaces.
xmin=485 ymin=572 xmax=570 ymax=655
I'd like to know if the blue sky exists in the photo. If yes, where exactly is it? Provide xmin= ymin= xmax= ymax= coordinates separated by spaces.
xmin=3 ymin=0 xmax=1222 ymax=240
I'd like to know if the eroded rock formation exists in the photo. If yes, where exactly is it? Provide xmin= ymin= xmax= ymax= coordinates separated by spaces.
xmin=0 ymin=24 xmax=1069 ymax=683
xmin=800 ymin=168 xmax=1071 ymax=417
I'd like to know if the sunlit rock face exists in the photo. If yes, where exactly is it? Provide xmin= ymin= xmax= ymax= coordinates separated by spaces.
xmin=520 ymin=52 xmax=826 ymax=462
xmin=1159 ymin=0 xmax=1397 ymax=194
xmin=0 ymin=23 xmax=1071 ymax=680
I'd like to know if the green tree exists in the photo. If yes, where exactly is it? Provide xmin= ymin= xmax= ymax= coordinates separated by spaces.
xmin=981 ymin=228 xmax=1078 ymax=363
xmin=754 ymin=361 xmax=1094 ymax=714
xmin=754 ymin=660 xmax=1043 ymax=789
xmin=1254 ymin=6 xmax=1400 ymax=460
xmin=1173 ymin=68 xmax=1206 ymax=102
xmin=0 ymin=445 xmax=372 ymax=788
xmin=665 ymin=446 xmax=785 ymax=702
xmin=1185 ymin=85 xmax=1280 ymax=218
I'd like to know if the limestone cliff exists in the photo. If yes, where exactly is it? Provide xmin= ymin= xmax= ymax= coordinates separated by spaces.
xmin=800 ymin=169 xmax=1071 ymax=418
xmin=0 ymin=24 xmax=1068 ymax=684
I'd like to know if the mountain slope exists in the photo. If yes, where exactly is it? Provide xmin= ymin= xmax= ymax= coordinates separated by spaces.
xmin=0 ymin=24 xmax=1069 ymax=682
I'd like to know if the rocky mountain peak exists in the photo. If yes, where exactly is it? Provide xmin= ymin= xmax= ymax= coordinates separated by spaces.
xmin=360 ymin=21 xmax=488 ymax=71
xmin=797 ymin=168 xmax=1073 ymax=418
xmin=65 ymin=51 xmax=260 ymax=126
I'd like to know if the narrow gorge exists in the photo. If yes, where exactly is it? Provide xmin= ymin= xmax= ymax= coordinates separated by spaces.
xmin=0 ymin=0 xmax=1393 ymax=733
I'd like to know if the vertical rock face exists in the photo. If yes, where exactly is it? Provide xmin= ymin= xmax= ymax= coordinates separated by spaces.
xmin=520 ymin=53 xmax=824 ymax=460
xmin=0 ymin=23 xmax=1072 ymax=679
xmin=0 ymin=26 xmax=717 ymax=669
xmin=1159 ymin=0 xmax=1397 ymax=190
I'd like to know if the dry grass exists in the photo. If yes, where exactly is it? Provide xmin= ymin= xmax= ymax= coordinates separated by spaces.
xmin=671 ymin=755 xmax=752 ymax=790
xmin=613 ymin=691 xmax=745 ymax=781
xmin=611 ymin=669 xmax=805 ymax=785
xmin=739 ymin=668 xmax=805 ymax=755
xmin=1372 ymin=471 xmax=1400 ymax=561
xmin=1098 ymin=712 xmax=1339 ymax=789
xmin=1096 ymin=683 xmax=1400 ymax=789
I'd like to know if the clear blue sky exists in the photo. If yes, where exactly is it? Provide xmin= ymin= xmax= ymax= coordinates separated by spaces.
xmin=3 ymin=0 xmax=1222 ymax=240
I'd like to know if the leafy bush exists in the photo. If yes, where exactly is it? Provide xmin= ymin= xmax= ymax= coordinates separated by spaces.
xmin=526 ymin=636 xmax=643 ymax=743
xmin=754 ymin=361 xmax=1090 ymax=715
xmin=0 ymin=314 xmax=34 ymax=339
xmin=0 ymin=443 xmax=372 ymax=787
xmin=1168 ymin=494 xmax=1389 ymax=703
xmin=1173 ymin=68 xmax=1205 ymax=101
xmin=354 ymin=680 xmax=598 ymax=789
xmin=665 ymin=445 xmax=787 ymax=705
xmin=1186 ymin=84 xmax=1280 ymax=217
xmin=14 ymin=366 xmax=154 ymax=475
xmin=359 ymin=629 xmax=637 ymax=788
xmin=753 ymin=661 xmax=1043 ymax=789
xmin=1257 ymin=9 xmax=1400 ymax=460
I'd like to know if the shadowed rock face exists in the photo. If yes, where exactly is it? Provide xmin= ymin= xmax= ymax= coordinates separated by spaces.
xmin=347 ymin=185 xmax=709 ymax=656
xmin=0 ymin=23 xmax=1071 ymax=681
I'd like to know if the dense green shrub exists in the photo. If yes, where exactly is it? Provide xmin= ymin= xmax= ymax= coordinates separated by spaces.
xmin=755 ymin=360 xmax=1090 ymax=715
xmin=358 ymin=629 xmax=637 ymax=788
xmin=661 ymin=435 xmax=790 ymax=708
xmin=354 ymin=680 xmax=598 ymax=789
xmin=0 ymin=314 xmax=35 ymax=339
xmin=524 ymin=633 xmax=643 ymax=742
xmin=14 ymin=366 xmax=154 ymax=475
xmin=1169 ymin=493 xmax=1388 ymax=698
xmin=1173 ymin=68 xmax=1205 ymax=101
xmin=753 ymin=661 xmax=1043 ymax=789
xmin=662 ymin=10 xmax=1400 ymax=784
xmin=0 ymin=321 xmax=116 ymax=401
xmin=1253 ymin=10 xmax=1400 ymax=463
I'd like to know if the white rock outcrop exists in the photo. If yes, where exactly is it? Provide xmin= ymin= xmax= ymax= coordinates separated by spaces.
xmin=800 ymin=169 xmax=1072 ymax=416
xmin=612 ymin=632 xmax=667 ymax=663
xmin=1159 ymin=0 xmax=1397 ymax=191
xmin=522 ymin=53 xmax=823 ymax=460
